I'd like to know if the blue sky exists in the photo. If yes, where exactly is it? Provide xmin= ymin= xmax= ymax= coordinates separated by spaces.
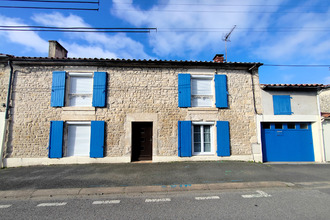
xmin=0 ymin=0 xmax=329 ymax=84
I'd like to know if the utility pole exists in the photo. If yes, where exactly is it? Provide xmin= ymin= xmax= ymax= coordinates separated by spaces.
xmin=222 ymin=25 xmax=236 ymax=62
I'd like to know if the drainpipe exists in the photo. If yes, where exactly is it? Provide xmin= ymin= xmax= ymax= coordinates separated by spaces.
xmin=0 ymin=59 xmax=13 ymax=168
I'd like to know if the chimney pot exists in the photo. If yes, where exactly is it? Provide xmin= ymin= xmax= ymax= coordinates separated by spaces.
xmin=48 ymin=40 xmax=68 ymax=58
xmin=213 ymin=54 xmax=224 ymax=63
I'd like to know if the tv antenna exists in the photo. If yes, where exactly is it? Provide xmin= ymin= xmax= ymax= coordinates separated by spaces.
xmin=222 ymin=25 xmax=236 ymax=62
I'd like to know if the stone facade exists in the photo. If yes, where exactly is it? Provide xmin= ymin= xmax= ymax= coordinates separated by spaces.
xmin=0 ymin=57 xmax=263 ymax=166
xmin=320 ymin=87 xmax=330 ymax=113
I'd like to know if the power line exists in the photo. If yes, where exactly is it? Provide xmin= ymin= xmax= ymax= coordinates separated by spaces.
xmin=0 ymin=25 xmax=156 ymax=30
xmin=1 ymin=0 xmax=99 ymax=3
xmin=0 ymin=29 xmax=151 ymax=33
xmin=0 ymin=5 xmax=98 ymax=10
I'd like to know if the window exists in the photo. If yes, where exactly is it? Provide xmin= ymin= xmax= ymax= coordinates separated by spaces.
xmin=287 ymin=123 xmax=296 ymax=129
xmin=67 ymin=122 xmax=91 ymax=156
xmin=51 ymin=71 xmax=107 ymax=107
xmin=68 ymin=73 xmax=93 ymax=107
xmin=178 ymin=121 xmax=230 ymax=157
xmin=273 ymin=95 xmax=292 ymax=115
xmin=178 ymin=74 xmax=228 ymax=108
xmin=193 ymin=124 xmax=213 ymax=155
xmin=300 ymin=123 xmax=308 ymax=129
xmin=191 ymin=76 xmax=213 ymax=107
xmin=48 ymin=121 xmax=105 ymax=158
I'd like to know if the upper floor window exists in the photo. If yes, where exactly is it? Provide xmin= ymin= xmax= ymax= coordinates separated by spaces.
xmin=191 ymin=76 xmax=213 ymax=107
xmin=68 ymin=73 xmax=93 ymax=107
xmin=273 ymin=95 xmax=292 ymax=115
xmin=51 ymin=71 xmax=107 ymax=107
xmin=178 ymin=73 xmax=228 ymax=108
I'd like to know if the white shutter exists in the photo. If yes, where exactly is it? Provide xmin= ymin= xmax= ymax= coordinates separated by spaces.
xmin=69 ymin=76 xmax=93 ymax=106
xmin=67 ymin=124 xmax=91 ymax=156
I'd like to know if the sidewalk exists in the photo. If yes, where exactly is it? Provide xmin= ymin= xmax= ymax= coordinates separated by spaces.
xmin=0 ymin=161 xmax=329 ymax=198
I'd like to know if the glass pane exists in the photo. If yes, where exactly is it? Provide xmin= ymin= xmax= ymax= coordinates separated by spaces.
xmin=194 ymin=133 xmax=201 ymax=142
xmin=194 ymin=143 xmax=201 ymax=152
xmin=194 ymin=125 xmax=200 ymax=132
xmin=69 ymin=95 xmax=92 ymax=106
xmin=287 ymin=123 xmax=296 ymax=129
xmin=191 ymin=78 xmax=212 ymax=95
xmin=263 ymin=123 xmax=271 ymax=129
xmin=204 ymin=125 xmax=211 ymax=142
xmin=275 ymin=123 xmax=283 ymax=129
xmin=300 ymin=123 xmax=308 ymax=129
xmin=204 ymin=143 xmax=211 ymax=152
xmin=191 ymin=96 xmax=212 ymax=107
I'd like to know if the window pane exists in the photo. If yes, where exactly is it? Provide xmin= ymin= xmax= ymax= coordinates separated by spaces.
xmin=192 ymin=96 xmax=212 ymax=107
xmin=191 ymin=78 xmax=212 ymax=95
xmin=287 ymin=123 xmax=296 ymax=129
xmin=275 ymin=123 xmax=283 ymax=129
xmin=204 ymin=143 xmax=211 ymax=152
xmin=263 ymin=123 xmax=271 ymax=129
xmin=194 ymin=143 xmax=201 ymax=152
xmin=69 ymin=95 xmax=92 ymax=106
xmin=300 ymin=123 xmax=308 ymax=129
xmin=194 ymin=125 xmax=201 ymax=142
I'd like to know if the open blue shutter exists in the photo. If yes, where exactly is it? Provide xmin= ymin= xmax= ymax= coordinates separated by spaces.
xmin=90 ymin=121 xmax=105 ymax=158
xmin=51 ymin=71 xmax=66 ymax=107
xmin=215 ymin=75 xmax=228 ymax=108
xmin=92 ymin=72 xmax=107 ymax=107
xmin=273 ymin=95 xmax=292 ymax=115
xmin=178 ymin=74 xmax=191 ymax=107
xmin=178 ymin=121 xmax=192 ymax=157
xmin=48 ymin=121 xmax=63 ymax=158
xmin=217 ymin=121 xmax=230 ymax=156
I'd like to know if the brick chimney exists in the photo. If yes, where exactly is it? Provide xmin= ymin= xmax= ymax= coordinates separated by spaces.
xmin=213 ymin=54 xmax=224 ymax=63
xmin=48 ymin=40 xmax=68 ymax=58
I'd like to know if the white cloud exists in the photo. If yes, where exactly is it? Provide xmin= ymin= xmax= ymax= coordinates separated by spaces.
xmin=111 ymin=0 xmax=286 ymax=58
xmin=325 ymin=76 xmax=330 ymax=84
xmin=32 ymin=12 xmax=153 ymax=59
xmin=0 ymin=15 xmax=48 ymax=54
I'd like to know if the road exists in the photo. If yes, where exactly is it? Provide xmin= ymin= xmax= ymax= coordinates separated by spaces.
xmin=1 ymin=186 xmax=330 ymax=220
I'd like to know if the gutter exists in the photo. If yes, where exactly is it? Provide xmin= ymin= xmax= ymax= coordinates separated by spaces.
xmin=6 ymin=60 xmax=13 ymax=119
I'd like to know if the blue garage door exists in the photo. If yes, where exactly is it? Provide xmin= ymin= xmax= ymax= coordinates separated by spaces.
xmin=261 ymin=122 xmax=314 ymax=162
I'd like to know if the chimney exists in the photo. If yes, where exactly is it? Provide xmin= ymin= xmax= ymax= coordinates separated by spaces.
xmin=213 ymin=54 xmax=224 ymax=63
xmin=48 ymin=40 xmax=68 ymax=58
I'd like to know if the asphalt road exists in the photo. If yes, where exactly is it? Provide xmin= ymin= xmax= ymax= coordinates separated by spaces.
xmin=1 ymin=187 xmax=330 ymax=220
xmin=1 ymin=162 xmax=330 ymax=191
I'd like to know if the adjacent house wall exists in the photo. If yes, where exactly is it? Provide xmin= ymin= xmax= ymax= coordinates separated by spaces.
xmin=258 ymin=89 xmax=324 ymax=162
xmin=2 ymin=62 xmax=262 ymax=167
xmin=320 ymin=88 xmax=330 ymax=113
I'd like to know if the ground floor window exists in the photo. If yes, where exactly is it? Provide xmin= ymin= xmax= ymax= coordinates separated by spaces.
xmin=193 ymin=124 xmax=213 ymax=155
xmin=66 ymin=123 xmax=91 ymax=157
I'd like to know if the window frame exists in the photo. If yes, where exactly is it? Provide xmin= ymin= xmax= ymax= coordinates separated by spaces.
xmin=66 ymin=72 xmax=94 ymax=107
xmin=63 ymin=121 xmax=91 ymax=157
xmin=191 ymin=75 xmax=215 ymax=108
xmin=192 ymin=121 xmax=214 ymax=155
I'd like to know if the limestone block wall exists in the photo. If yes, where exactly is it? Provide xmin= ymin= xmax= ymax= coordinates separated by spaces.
xmin=5 ymin=63 xmax=261 ymax=160
xmin=0 ymin=65 xmax=9 ymax=113
xmin=320 ymin=88 xmax=330 ymax=113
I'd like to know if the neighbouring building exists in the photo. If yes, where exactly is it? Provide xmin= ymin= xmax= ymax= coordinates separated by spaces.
xmin=258 ymin=84 xmax=325 ymax=162
xmin=0 ymin=41 xmax=264 ymax=167
xmin=320 ymin=86 xmax=330 ymax=161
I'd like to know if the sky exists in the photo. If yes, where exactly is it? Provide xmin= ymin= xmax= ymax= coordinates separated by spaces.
xmin=0 ymin=0 xmax=329 ymax=84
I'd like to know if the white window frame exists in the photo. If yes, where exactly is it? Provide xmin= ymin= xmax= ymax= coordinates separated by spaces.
xmin=64 ymin=121 xmax=91 ymax=157
xmin=67 ymin=72 xmax=93 ymax=107
xmin=191 ymin=75 xmax=214 ymax=107
xmin=192 ymin=122 xmax=214 ymax=155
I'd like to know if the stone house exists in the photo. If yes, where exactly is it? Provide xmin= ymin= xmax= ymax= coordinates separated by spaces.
xmin=0 ymin=41 xmax=264 ymax=167
xmin=258 ymin=84 xmax=327 ymax=162
xmin=319 ymin=86 xmax=330 ymax=161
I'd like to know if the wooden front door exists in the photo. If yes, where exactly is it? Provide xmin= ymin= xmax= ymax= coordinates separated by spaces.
xmin=132 ymin=122 xmax=152 ymax=161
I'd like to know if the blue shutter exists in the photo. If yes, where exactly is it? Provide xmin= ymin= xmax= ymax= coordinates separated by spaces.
xmin=273 ymin=95 xmax=292 ymax=115
xmin=51 ymin=71 xmax=66 ymax=107
xmin=215 ymin=75 xmax=228 ymax=108
xmin=92 ymin=72 xmax=107 ymax=107
xmin=178 ymin=74 xmax=191 ymax=107
xmin=217 ymin=121 xmax=230 ymax=156
xmin=178 ymin=121 xmax=192 ymax=157
xmin=48 ymin=121 xmax=63 ymax=158
xmin=90 ymin=121 xmax=105 ymax=158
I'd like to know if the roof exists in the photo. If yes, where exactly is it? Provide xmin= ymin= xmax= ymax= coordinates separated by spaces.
xmin=261 ymin=84 xmax=325 ymax=90
xmin=322 ymin=112 xmax=330 ymax=118
xmin=0 ymin=53 xmax=262 ymax=69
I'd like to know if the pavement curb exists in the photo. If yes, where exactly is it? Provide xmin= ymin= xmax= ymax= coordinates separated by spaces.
xmin=0 ymin=181 xmax=294 ymax=199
